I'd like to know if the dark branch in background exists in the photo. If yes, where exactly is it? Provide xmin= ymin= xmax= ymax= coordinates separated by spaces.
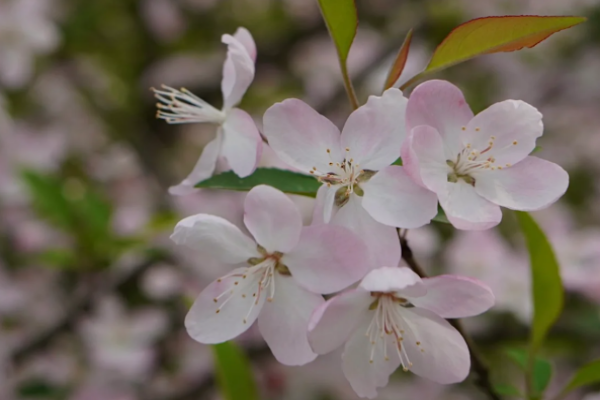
xmin=400 ymin=234 xmax=502 ymax=400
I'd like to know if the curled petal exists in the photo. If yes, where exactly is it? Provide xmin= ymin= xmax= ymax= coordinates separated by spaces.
xmin=401 ymin=125 xmax=449 ymax=193
xmin=171 ymin=214 xmax=259 ymax=263
xmin=359 ymin=267 xmax=426 ymax=298
xmin=258 ymin=274 xmax=323 ymax=366
xmin=221 ymin=33 xmax=255 ymax=110
xmin=232 ymin=27 xmax=256 ymax=61
xmin=244 ymin=185 xmax=302 ymax=253
xmin=221 ymin=108 xmax=262 ymax=178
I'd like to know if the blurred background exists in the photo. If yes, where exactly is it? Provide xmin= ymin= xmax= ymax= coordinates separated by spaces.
xmin=1 ymin=0 xmax=600 ymax=399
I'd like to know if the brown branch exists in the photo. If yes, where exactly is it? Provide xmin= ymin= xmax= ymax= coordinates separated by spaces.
xmin=400 ymin=233 xmax=502 ymax=400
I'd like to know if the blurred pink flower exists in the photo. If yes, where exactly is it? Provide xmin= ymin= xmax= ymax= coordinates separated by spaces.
xmin=308 ymin=266 xmax=494 ymax=398
xmin=173 ymin=185 xmax=368 ymax=365
xmin=403 ymin=79 xmax=569 ymax=230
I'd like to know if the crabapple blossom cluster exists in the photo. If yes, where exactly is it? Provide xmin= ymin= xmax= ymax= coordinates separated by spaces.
xmin=155 ymin=27 xmax=568 ymax=398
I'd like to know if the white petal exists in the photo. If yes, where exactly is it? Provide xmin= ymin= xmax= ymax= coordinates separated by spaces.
xmin=221 ymin=33 xmax=255 ymax=110
xmin=171 ymin=214 xmax=259 ymax=263
xmin=342 ymin=316 xmax=402 ymax=399
xmin=221 ymin=108 xmax=262 ymax=178
xmin=258 ymin=274 xmax=323 ymax=366
xmin=185 ymin=268 xmax=266 ymax=343
xmin=243 ymin=185 xmax=302 ymax=253
xmin=361 ymin=165 xmax=438 ymax=229
xmin=232 ymin=27 xmax=256 ymax=61
xmin=474 ymin=156 xmax=569 ymax=211
xmin=333 ymin=195 xmax=400 ymax=269
xmin=359 ymin=267 xmax=426 ymax=297
xmin=340 ymin=88 xmax=408 ymax=170
xmin=439 ymin=181 xmax=502 ymax=230
xmin=308 ymin=289 xmax=372 ymax=355
xmin=399 ymin=307 xmax=470 ymax=384
xmin=262 ymin=98 xmax=343 ymax=173
xmin=463 ymin=100 xmax=543 ymax=166
xmin=322 ymin=184 xmax=341 ymax=223
xmin=169 ymin=133 xmax=222 ymax=196
xmin=401 ymin=125 xmax=449 ymax=193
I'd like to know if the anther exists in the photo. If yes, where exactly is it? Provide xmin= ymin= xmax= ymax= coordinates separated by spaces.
xmin=461 ymin=127 xmax=466 ymax=131
xmin=215 ymin=310 xmax=220 ymax=314
xmin=475 ymin=128 xmax=480 ymax=132
xmin=513 ymin=141 xmax=518 ymax=145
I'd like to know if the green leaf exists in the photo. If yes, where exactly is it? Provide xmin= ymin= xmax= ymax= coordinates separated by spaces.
xmin=507 ymin=348 xmax=553 ymax=396
xmin=563 ymin=359 xmax=600 ymax=393
xmin=401 ymin=16 xmax=585 ymax=89
xmin=317 ymin=0 xmax=357 ymax=65
xmin=196 ymin=168 xmax=321 ymax=197
xmin=432 ymin=206 xmax=450 ymax=224
xmin=212 ymin=341 xmax=259 ymax=400
xmin=384 ymin=29 xmax=413 ymax=90
xmin=516 ymin=212 xmax=564 ymax=352
xmin=494 ymin=383 xmax=522 ymax=397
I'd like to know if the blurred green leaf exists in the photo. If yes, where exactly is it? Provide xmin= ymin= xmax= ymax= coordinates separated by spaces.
xmin=563 ymin=359 xmax=600 ymax=393
xmin=494 ymin=383 xmax=522 ymax=397
xmin=432 ymin=206 xmax=450 ymax=224
xmin=34 ymin=249 xmax=78 ymax=270
xmin=516 ymin=212 xmax=564 ymax=352
xmin=402 ymin=16 xmax=586 ymax=89
xmin=507 ymin=348 xmax=553 ymax=396
xmin=384 ymin=29 xmax=413 ymax=90
xmin=212 ymin=341 xmax=259 ymax=400
xmin=196 ymin=168 xmax=321 ymax=197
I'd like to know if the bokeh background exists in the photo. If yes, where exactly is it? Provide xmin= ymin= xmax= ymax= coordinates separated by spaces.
xmin=1 ymin=0 xmax=600 ymax=399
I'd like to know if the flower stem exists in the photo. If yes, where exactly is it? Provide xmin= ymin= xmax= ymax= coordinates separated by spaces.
xmin=340 ymin=61 xmax=360 ymax=110
xmin=399 ymin=232 xmax=502 ymax=400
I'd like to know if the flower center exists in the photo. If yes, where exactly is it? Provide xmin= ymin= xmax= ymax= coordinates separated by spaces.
xmin=309 ymin=148 xmax=376 ymax=207
xmin=366 ymin=293 xmax=424 ymax=370
xmin=446 ymin=128 xmax=518 ymax=186
xmin=212 ymin=246 xmax=291 ymax=323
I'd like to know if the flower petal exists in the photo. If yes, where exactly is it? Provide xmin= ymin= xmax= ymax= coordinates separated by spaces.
xmin=439 ymin=181 xmax=502 ymax=230
xmin=221 ymin=32 xmax=255 ymax=110
xmin=169 ymin=133 xmax=222 ymax=196
xmin=342 ymin=316 xmax=401 ymax=399
xmin=474 ymin=156 xmax=569 ymax=211
xmin=410 ymin=275 xmax=495 ymax=318
xmin=463 ymin=100 xmax=543 ymax=166
xmin=243 ymin=185 xmax=302 ymax=253
xmin=333 ymin=195 xmax=400 ymax=269
xmin=401 ymin=125 xmax=448 ymax=192
xmin=406 ymin=80 xmax=473 ymax=158
xmin=322 ymin=184 xmax=341 ymax=223
xmin=263 ymin=99 xmax=343 ymax=173
xmin=282 ymin=224 xmax=370 ymax=294
xmin=232 ymin=27 xmax=256 ymax=62
xmin=258 ymin=274 xmax=323 ymax=366
xmin=185 ymin=268 xmax=266 ymax=343
xmin=221 ymin=108 xmax=262 ymax=178
xmin=359 ymin=267 xmax=426 ymax=297
xmin=399 ymin=307 xmax=470 ymax=384
xmin=340 ymin=88 xmax=408 ymax=170
xmin=308 ymin=289 xmax=372 ymax=355
xmin=361 ymin=165 xmax=438 ymax=229
xmin=171 ymin=214 xmax=259 ymax=263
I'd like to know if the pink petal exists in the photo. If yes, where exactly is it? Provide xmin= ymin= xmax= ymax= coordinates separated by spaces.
xmin=401 ymin=125 xmax=448 ymax=192
xmin=243 ymin=185 xmax=302 ymax=253
xmin=258 ymin=274 xmax=323 ymax=366
xmin=474 ymin=156 xmax=569 ymax=211
xmin=342 ymin=317 xmax=401 ymax=399
xmin=221 ymin=33 xmax=255 ymax=110
xmin=340 ymin=88 xmax=408 ymax=170
xmin=221 ymin=108 xmax=262 ymax=178
xmin=169 ymin=133 xmax=222 ymax=196
xmin=359 ymin=267 xmax=426 ymax=297
xmin=322 ymin=184 xmax=340 ymax=223
xmin=262 ymin=99 xmax=343 ymax=173
xmin=463 ymin=100 xmax=543 ymax=166
xmin=399 ymin=307 xmax=470 ymax=384
xmin=185 ymin=268 xmax=266 ymax=343
xmin=283 ymin=224 xmax=370 ymax=294
xmin=171 ymin=214 xmax=259 ymax=263
xmin=406 ymin=80 xmax=473 ymax=157
xmin=333 ymin=195 xmax=400 ymax=269
xmin=361 ymin=165 xmax=438 ymax=229
xmin=410 ymin=275 xmax=495 ymax=318
xmin=308 ymin=289 xmax=372 ymax=355
xmin=232 ymin=27 xmax=256 ymax=62
xmin=439 ymin=181 xmax=502 ymax=230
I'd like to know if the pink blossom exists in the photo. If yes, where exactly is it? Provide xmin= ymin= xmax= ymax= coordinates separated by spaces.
xmin=402 ymin=80 xmax=569 ymax=230
xmin=172 ymin=185 xmax=369 ymax=366
xmin=263 ymin=88 xmax=438 ymax=267
xmin=153 ymin=27 xmax=262 ymax=195
xmin=308 ymin=266 xmax=494 ymax=398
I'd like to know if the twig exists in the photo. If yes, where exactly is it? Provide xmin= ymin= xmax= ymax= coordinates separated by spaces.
xmin=399 ymin=233 xmax=501 ymax=400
